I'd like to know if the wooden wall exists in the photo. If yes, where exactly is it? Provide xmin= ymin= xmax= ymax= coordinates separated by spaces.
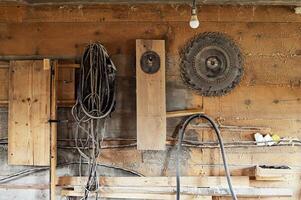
xmin=0 ymin=3 xmax=301 ymax=199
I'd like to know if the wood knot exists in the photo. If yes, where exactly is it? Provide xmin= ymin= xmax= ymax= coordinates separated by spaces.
xmin=244 ymin=99 xmax=251 ymax=105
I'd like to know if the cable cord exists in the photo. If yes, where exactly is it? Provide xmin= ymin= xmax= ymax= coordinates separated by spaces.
xmin=71 ymin=42 xmax=116 ymax=200
xmin=176 ymin=114 xmax=238 ymax=200
xmin=0 ymin=162 xmax=143 ymax=184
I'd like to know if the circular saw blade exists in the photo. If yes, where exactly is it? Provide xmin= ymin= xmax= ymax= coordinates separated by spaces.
xmin=180 ymin=32 xmax=244 ymax=96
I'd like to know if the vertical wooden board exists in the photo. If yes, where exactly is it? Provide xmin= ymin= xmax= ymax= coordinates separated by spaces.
xmin=50 ymin=61 xmax=58 ymax=200
xmin=8 ymin=61 xmax=33 ymax=165
xmin=136 ymin=39 xmax=166 ymax=150
xmin=8 ymin=60 xmax=51 ymax=166
xmin=31 ymin=61 xmax=51 ymax=165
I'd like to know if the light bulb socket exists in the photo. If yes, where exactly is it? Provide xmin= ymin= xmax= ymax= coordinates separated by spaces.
xmin=191 ymin=7 xmax=197 ymax=15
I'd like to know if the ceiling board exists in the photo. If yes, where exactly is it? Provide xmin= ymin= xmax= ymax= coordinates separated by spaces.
xmin=3 ymin=0 xmax=301 ymax=6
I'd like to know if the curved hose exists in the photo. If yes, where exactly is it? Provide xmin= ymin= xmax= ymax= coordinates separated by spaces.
xmin=176 ymin=113 xmax=238 ymax=200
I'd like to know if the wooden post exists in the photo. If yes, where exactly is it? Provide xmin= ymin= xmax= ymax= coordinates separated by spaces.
xmin=50 ymin=60 xmax=58 ymax=200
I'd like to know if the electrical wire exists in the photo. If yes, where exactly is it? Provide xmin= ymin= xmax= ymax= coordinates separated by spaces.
xmin=71 ymin=42 xmax=116 ymax=200
xmin=176 ymin=114 xmax=238 ymax=200
xmin=0 ymin=162 xmax=143 ymax=184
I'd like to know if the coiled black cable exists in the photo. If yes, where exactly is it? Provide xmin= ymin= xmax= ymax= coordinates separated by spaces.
xmin=73 ymin=42 xmax=116 ymax=122
xmin=72 ymin=42 xmax=116 ymax=200
xmin=176 ymin=114 xmax=238 ymax=200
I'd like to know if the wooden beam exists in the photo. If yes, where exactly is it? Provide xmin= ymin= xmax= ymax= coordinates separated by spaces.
xmin=58 ymin=176 xmax=250 ymax=188
xmin=59 ymin=63 xmax=80 ymax=68
xmin=0 ymin=184 xmax=49 ymax=190
xmin=8 ymin=0 xmax=301 ymax=6
xmin=60 ymin=186 xmax=292 ymax=197
xmin=50 ymin=61 xmax=58 ymax=200
xmin=166 ymin=109 xmax=203 ymax=118
xmin=61 ymin=190 xmax=212 ymax=199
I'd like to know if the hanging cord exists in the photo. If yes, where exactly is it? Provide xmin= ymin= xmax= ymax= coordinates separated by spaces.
xmin=0 ymin=162 xmax=143 ymax=184
xmin=176 ymin=114 xmax=238 ymax=200
xmin=71 ymin=42 xmax=116 ymax=200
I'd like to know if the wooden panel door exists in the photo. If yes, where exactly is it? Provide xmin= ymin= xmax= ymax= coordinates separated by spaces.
xmin=136 ymin=39 xmax=166 ymax=150
xmin=8 ymin=60 xmax=51 ymax=166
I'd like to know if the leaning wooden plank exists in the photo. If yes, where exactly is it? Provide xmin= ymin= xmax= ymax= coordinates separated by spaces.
xmin=58 ymin=176 xmax=249 ymax=188
xmin=136 ymin=39 xmax=166 ymax=150
xmin=61 ymin=186 xmax=292 ymax=197
xmin=8 ymin=60 xmax=51 ymax=166
xmin=166 ymin=109 xmax=203 ymax=118
xmin=61 ymin=190 xmax=212 ymax=200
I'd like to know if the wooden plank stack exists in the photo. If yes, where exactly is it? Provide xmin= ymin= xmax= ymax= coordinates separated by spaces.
xmin=58 ymin=176 xmax=292 ymax=199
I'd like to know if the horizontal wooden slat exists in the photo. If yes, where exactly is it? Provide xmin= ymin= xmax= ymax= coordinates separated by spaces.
xmin=166 ymin=109 xmax=203 ymax=118
xmin=0 ymin=184 xmax=49 ymax=190
xmin=2 ymin=22 xmax=301 ymax=57
xmin=254 ymin=165 xmax=294 ymax=181
xmin=61 ymin=190 xmax=212 ymax=200
xmin=58 ymin=176 xmax=250 ymax=187
xmin=60 ymin=186 xmax=292 ymax=197
xmin=1 ymin=4 xmax=301 ymax=23
xmin=203 ymin=85 xmax=301 ymax=120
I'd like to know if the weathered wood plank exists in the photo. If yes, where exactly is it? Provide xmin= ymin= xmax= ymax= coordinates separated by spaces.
xmin=1 ymin=22 xmax=301 ymax=57
xmin=50 ymin=61 xmax=58 ymax=200
xmin=31 ymin=61 xmax=51 ymax=165
xmin=95 ymin=147 xmax=301 ymax=177
xmin=61 ymin=190 xmax=211 ymax=200
xmin=58 ymin=176 xmax=250 ymax=187
xmin=136 ymin=39 xmax=166 ymax=150
xmin=8 ymin=61 xmax=33 ymax=165
xmin=1 ymin=5 xmax=301 ymax=23
xmin=8 ymin=60 xmax=50 ymax=166
xmin=203 ymin=85 xmax=301 ymax=120
xmin=166 ymin=109 xmax=203 ymax=118
xmin=60 ymin=186 xmax=292 ymax=197
xmin=253 ymin=165 xmax=294 ymax=181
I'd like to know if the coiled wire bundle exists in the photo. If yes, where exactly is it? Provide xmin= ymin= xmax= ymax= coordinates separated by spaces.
xmin=72 ymin=42 xmax=116 ymax=199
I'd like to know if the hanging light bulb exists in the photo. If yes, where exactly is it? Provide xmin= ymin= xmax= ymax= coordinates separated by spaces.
xmin=189 ymin=0 xmax=199 ymax=29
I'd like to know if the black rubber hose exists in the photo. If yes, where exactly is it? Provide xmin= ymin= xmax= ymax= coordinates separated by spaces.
xmin=176 ymin=114 xmax=238 ymax=200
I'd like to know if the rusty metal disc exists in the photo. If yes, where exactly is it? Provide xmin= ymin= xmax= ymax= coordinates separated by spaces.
xmin=180 ymin=32 xmax=244 ymax=96
xmin=140 ymin=51 xmax=160 ymax=74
